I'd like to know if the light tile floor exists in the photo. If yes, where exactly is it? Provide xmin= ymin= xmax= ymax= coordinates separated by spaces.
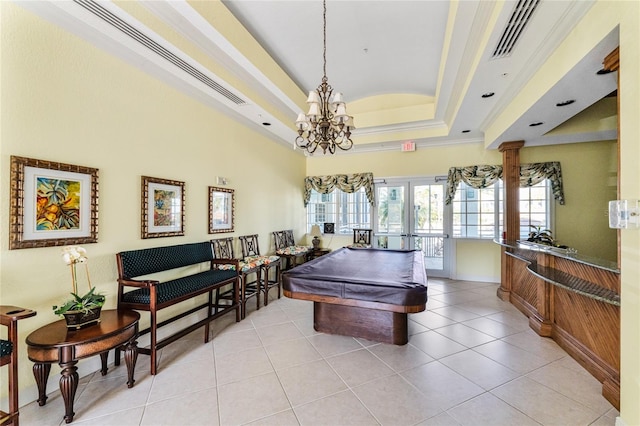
xmin=19 ymin=278 xmax=619 ymax=425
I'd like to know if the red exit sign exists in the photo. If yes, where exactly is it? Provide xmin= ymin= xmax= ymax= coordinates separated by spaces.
xmin=402 ymin=141 xmax=416 ymax=152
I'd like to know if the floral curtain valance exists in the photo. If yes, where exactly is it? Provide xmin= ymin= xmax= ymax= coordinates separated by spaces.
xmin=520 ymin=162 xmax=564 ymax=205
xmin=445 ymin=162 xmax=565 ymax=205
xmin=445 ymin=165 xmax=503 ymax=205
xmin=304 ymin=172 xmax=374 ymax=207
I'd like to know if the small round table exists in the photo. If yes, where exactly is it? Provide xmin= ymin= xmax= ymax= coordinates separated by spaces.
xmin=25 ymin=309 xmax=139 ymax=423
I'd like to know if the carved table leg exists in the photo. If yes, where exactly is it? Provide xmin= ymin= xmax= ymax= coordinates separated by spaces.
xmin=33 ymin=363 xmax=52 ymax=406
xmin=59 ymin=359 xmax=78 ymax=424
xmin=58 ymin=345 xmax=79 ymax=424
xmin=100 ymin=351 xmax=109 ymax=376
xmin=124 ymin=339 xmax=138 ymax=388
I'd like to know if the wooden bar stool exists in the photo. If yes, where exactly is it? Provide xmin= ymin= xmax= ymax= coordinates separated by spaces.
xmin=272 ymin=230 xmax=310 ymax=270
xmin=239 ymin=234 xmax=281 ymax=307
xmin=211 ymin=237 xmax=261 ymax=319
xmin=348 ymin=228 xmax=373 ymax=248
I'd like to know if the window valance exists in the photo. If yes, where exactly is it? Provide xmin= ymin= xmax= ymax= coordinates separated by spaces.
xmin=519 ymin=162 xmax=565 ymax=205
xmin=304 ymin=172 xmax=374 ymax=207
xmin=445 ymin=162 xmax=564 ymax=205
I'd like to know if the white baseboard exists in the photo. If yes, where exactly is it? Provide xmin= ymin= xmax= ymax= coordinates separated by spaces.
xmin=451 ymin=273 xmax=501 ymax=283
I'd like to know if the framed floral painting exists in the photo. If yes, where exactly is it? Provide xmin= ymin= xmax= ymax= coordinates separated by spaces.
xmin=9 ymin=156 xmax=99 ymax=249
xmin=208 ymin=186 xmax=234 ymax=233
xmin=142 ymin=176 xmax=185 ymax=239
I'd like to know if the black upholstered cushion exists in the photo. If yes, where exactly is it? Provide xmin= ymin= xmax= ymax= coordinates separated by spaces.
xmin=0 ymin=339 xmax=12 ymax=357
xmin=122 ymin=269 xmax=237 ymax=305
xmin=119 ymin=242 xmax=214 ymax=278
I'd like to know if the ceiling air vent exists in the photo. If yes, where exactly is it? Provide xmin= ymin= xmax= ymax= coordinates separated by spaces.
xmin=492 ymin=0 xmax=540 ymax=59
xmin=73 ymin=0 xmax=247 ymax=105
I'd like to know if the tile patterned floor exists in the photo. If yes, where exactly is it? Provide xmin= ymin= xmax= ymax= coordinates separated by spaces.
xmin=19 ymin=279 xmax=619 ymax=425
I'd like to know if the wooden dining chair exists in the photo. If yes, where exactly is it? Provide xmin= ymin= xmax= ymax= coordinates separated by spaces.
xmin=239 ymin=234 xmax=281 ymax=307
xmin=1 ymin=305 xmax=37 ymax=426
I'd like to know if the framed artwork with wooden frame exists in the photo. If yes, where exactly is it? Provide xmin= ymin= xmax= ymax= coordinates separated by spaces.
xmin=9 ymin=156 xmax=99 ymax=250
xmin=142 ymin=176 xmax=185 ymax=239
xmin=209 ymin=186 xmax=234 ymax=234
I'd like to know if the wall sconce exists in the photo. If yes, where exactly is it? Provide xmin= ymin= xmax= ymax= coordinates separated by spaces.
xmin=608 ymin=200 xmax=640 ymax=229
xmin=310 ymin=225 xmax=322 ymax=249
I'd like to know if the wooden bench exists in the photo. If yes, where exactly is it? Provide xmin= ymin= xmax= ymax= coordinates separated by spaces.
xmin=116 ymin=242 xmax=240 ymax=375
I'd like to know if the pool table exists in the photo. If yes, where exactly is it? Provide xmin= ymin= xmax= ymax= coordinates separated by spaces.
xmin=282 ymin=247 xmax=428 ymax=344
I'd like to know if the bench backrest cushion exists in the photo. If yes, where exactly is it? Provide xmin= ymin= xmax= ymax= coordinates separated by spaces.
xmin=118 ymin=242 xmax=214 ymax=279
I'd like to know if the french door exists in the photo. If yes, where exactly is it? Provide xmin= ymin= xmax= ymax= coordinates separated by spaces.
xmin=373 ymin=178 xmax=451 ymax=278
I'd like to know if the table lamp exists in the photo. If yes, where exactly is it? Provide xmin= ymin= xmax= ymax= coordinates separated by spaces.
xmin=310 ymin=225 xmax=322 ymax=249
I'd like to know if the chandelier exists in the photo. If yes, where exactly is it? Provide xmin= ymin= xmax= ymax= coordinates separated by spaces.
xmin=295 ymin=0 xmax=355 ymax=155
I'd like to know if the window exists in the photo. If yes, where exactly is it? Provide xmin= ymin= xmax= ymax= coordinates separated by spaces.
xmin=453 ymin=180 xmax=552 ymax=239
xmin=308 ymin=191 xmax=335 ymax=227
xmin=307 ymin=188 xmax=371 ymax=234
xmin=517 ymin=180 xmax=552 ymax=239
xmin=452 ymin=182 xmax=499 ymax=238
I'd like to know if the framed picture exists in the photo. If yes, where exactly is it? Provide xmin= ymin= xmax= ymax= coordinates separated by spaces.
xmin=208 ymin=186 xmax=234 ymax=234
xmin=142 ymin=176 xmax=185 ymax=239
xmin=9 ymin=156 xmax=99 ymax=250
xmin=323 ymin=223 xmax=335 ymax=234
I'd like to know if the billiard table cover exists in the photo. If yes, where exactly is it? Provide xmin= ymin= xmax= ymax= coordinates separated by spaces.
xmin=282 ymin=247 xmax=428 ymax=307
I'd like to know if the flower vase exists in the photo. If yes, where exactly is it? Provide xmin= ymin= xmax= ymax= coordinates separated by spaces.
xmin=63 ymin=306 xmax=102 ymax=329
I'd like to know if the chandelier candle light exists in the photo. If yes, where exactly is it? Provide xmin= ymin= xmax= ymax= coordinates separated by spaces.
xmin=295 ymin=0 xmax=355 ymax=155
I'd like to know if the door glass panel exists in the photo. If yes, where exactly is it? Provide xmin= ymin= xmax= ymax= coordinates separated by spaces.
xmin=377 ymin=186 xmax=405 ymax=234
xmin=376 ymin=185 xmax=406 ymax=249
xmin=374 ymin=179 xmax=450 ymax=277
xmin=412 ymin=184 xmax=445 ymax=272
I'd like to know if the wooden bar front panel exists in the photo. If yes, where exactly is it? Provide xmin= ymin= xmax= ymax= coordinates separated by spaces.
xmin=501 ymin=244 xmax=620 ymax=409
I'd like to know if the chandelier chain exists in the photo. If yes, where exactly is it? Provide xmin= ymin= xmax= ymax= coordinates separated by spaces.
xmin=323 ymin=0 xmax=327 ymax=80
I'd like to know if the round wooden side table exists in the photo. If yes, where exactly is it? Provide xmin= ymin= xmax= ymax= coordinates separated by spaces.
xmin=25 ymin=309 xmax=139 ymax=423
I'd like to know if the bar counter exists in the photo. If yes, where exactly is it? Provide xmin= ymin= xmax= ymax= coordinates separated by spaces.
xmin=495 ymin=239 xmax=620 ymax=409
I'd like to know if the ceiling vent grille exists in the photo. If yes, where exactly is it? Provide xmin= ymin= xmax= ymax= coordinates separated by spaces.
xmin=74 ymin=0 xmax=246 ymax=105
xmin=492 ymin=0 xmax=540 ymax=59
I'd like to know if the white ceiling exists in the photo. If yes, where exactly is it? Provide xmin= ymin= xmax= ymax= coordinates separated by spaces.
xmin=223 ymin=1 xmax=450 ymax=101
xmin=17 ymin=0 xmax=619 ymax=154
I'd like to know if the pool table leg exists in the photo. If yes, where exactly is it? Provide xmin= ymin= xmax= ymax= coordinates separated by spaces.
xmin=313 ymin=302 xmax=408 ymax=345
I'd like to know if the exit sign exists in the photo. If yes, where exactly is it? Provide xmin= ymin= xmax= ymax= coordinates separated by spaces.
xmin=402 ymin=141 xmax=416 ymax=152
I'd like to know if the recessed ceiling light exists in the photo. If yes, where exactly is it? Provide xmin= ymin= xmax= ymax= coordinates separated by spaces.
xmin=556 ymin=99 xmax=576 ymax=107
xmin=596 ymin=68 xmax=614 ymax=75
xmin=461 ymin=130 xmax=471 ymax=133
xmin=481 ymin=92 xmax=495 ymax=98
xmin=529 ymin=122 xmax=544 ymax=127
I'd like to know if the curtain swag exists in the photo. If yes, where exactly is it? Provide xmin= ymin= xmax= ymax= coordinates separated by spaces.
xmin=304 ymin=173 xmax=375 ymax=207
xmin=445 ymin=162 xmax=564 ymax=205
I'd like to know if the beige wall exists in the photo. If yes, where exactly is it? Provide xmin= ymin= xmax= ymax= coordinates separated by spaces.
xmin=521 ymin=140 xmax=618 ymax=261
xmin=614 ymin=1 xmax=640 ymax=424
xmin=0 ymin=2 xmax=306 ymax=405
